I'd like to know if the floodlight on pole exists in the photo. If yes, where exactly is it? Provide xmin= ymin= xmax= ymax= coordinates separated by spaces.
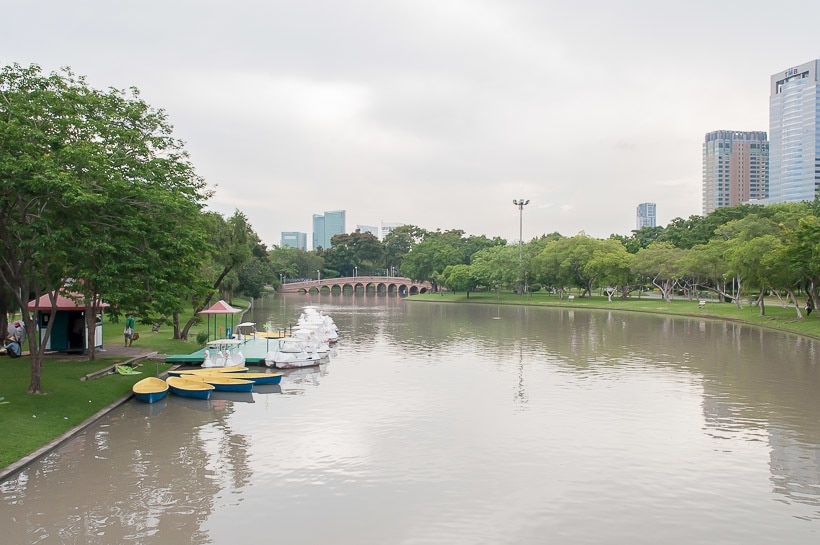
xmin=512 ymin=199 xmax=529 ymax=260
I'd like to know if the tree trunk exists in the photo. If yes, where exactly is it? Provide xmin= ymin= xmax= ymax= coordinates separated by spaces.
xmin=173 ymin=312 xmax=182 ymax=340
xmin=758 ymin=289 xmax=766 ymax=316
xmin=735 ymin=279 xmax=744 ymax=310
xmin=786 ymin=288 xmax=803 ymax=319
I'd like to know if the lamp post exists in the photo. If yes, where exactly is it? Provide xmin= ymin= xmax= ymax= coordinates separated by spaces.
xmin=513 ymin=198 xmax=529 ymax=259
xmin=353 ymin=266 xmax=358 ymax=279
xmin=280 ymin=273 xmax=284 ymax=285
xmin=513 ymin=198 xmax=529 ymax=294
xmin=317 ymin=269 xmax=321 ymax=283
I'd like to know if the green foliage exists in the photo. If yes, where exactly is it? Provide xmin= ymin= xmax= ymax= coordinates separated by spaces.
xmin=196 ymin=330 xmax=210 ymax=346
xmin=324 ymin=230 xmax=385 ymax=276
xmin=0 ymin=63 xmax=210 ymax=391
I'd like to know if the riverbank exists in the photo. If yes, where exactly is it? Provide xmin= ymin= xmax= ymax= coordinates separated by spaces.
xmin=0 ymin=298 xmax=251 ymax=475
xmin=407 ymin=291 xmax=820 ymax=341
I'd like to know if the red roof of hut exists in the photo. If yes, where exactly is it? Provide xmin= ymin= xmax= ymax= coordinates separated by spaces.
xmin=198 ymin=299 xmax=242 ymax=315
xmin=27 ymin=292 xmax=109 ymax=311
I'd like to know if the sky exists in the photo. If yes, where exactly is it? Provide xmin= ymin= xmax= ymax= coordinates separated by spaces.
xmin=3 ymin=1 xmax=819 ymax=248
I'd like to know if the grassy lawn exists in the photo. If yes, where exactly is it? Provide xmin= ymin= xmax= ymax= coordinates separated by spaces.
xmin=409 ymin=290 xmax=820 ymax=341
xmin=0 ymin=298 xmax=250 ymax=472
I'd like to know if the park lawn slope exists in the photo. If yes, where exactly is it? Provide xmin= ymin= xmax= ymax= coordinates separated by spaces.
xmin=1 ymin=298 xmax=250 ymax=472
xmin=408 ymin=291 xmax=820 ymax=341
xmin=0 ymin=358 xmax=171 ymax=469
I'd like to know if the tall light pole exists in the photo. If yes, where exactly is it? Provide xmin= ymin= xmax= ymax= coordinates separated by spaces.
xmin=513 ymin=199 xmax=529 ymax=295
xmin=353 ymin=266 xmax=358 ymax=279
xmin=317 ymin=269 xmax=321 ymax=283
xmin=513 ymin=199 xmax=529 ymax=261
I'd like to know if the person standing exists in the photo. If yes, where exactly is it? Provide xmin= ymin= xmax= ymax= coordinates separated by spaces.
xmin=124 ymin=313 xmax=136 ymax=346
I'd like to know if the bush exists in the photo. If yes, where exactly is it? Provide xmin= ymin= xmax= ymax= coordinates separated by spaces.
xmin=196 ymin=331 xmax=209 ymax=346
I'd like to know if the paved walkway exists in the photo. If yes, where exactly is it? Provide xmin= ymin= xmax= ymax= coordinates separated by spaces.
xmin=92 ymin=344 xmax=161 ymax=360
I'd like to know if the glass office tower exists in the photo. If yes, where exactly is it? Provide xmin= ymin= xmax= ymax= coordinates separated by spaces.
xmin=312 ymin=210 xmax=346 ymax=250
xmin=281 ymin=232 xmax=307 ymax=250
xmin=636 ymin=202 xmax=657 ymax=229
xmin=769 ymin=59 xmax=820 ymax=203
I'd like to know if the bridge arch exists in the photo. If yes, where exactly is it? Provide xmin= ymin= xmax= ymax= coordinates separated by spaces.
xmin=281 ymin=276 xmax=432 ymax=296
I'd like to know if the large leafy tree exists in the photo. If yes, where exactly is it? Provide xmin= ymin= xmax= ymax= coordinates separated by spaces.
xmin=177 ymin=210 xmax=257 ymax=340
xmin=382 ymin=224 xmax=428 ymax=275
xmin=470 ymin=245 xmax=519 ymax=295
xmin=630 ymin=242 xmax=686 ymax=303
xmin=401 ymin=237 xmax=462 ymax=286
xmin=324 ymin=230 xmax=385 ymax=276
xmin=532 ymin=235 xmax=605 ymax=297
xmin=584 ymin=239 xmax=635 ymax=299
xmin=269 ymin=246 xmax=324 ymax=281
xmin=236 ymin=241 xmax=274 ymax=299
xmin=0 ymin=63 xmax=208 ymax=392
xmin=441 ymin=264 xmax=477 ymax=296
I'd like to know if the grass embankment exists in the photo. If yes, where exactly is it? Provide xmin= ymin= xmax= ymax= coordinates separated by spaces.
xmin=410 ymin=291 xmax=820 ymax=340
xmin=0 ymin=298 xmax=250 ymax=472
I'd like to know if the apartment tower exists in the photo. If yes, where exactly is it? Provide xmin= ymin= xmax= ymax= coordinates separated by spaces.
xmin=702 ymin=130 xmax=768 ymax=215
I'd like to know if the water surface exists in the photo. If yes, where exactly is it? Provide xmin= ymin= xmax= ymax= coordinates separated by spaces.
xmin=1 ymin=295 xmax=819 ymax=544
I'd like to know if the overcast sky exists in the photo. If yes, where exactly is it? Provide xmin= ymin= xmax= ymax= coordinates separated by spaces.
xmin=3 ymin=1 xmax=818 ymax=247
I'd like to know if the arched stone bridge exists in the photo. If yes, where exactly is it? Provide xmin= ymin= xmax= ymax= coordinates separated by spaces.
xmin=279 ymin=276 xmax=433 ymax=296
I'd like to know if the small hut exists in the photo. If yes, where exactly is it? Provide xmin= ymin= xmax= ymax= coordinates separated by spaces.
xmin=198 ymin=300 xmax=242 ymax=341
xmin=27 ymin=292 xmax=108 ymax=353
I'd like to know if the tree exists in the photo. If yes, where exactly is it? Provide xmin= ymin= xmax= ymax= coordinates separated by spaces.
xmin=584 ymin=239 xmax=635 ymax=300
xmin=470 ymin=245 xmax=519 ymax=295
xmin=324 ymin=230 xmax=385 ymax=276
xmin=531 ymin=235 xmax=603 ymax=297
xmin=382 ymin=224 xmax=428 ymax=274
xmin=269 ymin=246 xmax=324 ymax=282
xmin=177 ymin=210 xmax=258 ymax=340
xmin=442 ymin=264 xmax=478 ymax=296
xmin=713 ymin=214 xmax=780 ymax=309
xmin=0 ymin=63 xmax=209 ymax=392
xmin=630 ymin=242 xmax=686 ymax=303
xmin=401 ymin=238 xmax=462 ymax=287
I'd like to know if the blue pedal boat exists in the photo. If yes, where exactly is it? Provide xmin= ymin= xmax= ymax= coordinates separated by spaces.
xmin=166 ymin=376 xmax=215 ymax=400
xmin=183 ymin=374 xmax=254 ymax=393
xmin=228 ymin=371 xmax=283 ymax=385
xmin=132 ymin=377 xmax=169 ymax=404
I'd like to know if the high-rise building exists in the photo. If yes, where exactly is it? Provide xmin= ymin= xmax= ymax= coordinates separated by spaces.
xmin=356 ymin=221 xmax=405 ymax=240
xmin=769 ymin=59 xmax=820 ymax=203
xmin=356 ymin=225 xmax=379 ymax=238
xmin=702 ymin=130 xmax=769 ymax=215
xmin=636 ymin=203 xmax=657 ymax=229
xmin=281 ymin=231 xmax=307 ymax=250
xmin=312 ymin=210 xmax=346 ymax=250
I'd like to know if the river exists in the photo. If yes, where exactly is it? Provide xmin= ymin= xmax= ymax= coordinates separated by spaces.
xmin=1 ymin=294 xmax=819 ymax=544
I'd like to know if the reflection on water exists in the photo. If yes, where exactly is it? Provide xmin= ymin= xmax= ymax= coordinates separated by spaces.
xmin=1 ymin=294 xmax=820 ymax=544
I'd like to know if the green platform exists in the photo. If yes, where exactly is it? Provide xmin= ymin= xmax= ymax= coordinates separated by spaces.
xmin=165 ymin=337 xmax=284 ymax=366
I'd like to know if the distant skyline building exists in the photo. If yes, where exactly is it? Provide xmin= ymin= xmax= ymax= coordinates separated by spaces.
xmin=355 ymin=221 xmax=405 ymax=240
xmin=312 ymin=210 xmax=346 ymax=250
xmin=702 ymin=130 xmax=769 ymax=215
xmin=768 ymin=59 xmax=820 ymax=204
xmin=636 ymin=202 xmax=657 ymax=229
xmin=280 ymin=231 xmax=307 ymax=250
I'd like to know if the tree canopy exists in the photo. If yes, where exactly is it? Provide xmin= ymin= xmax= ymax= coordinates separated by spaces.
xmin=0 ymin=63 xmax=209 ymax=392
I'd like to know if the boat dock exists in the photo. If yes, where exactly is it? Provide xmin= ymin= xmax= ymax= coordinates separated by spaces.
xmin=165 ymin=335 xmax=285 ymax=366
